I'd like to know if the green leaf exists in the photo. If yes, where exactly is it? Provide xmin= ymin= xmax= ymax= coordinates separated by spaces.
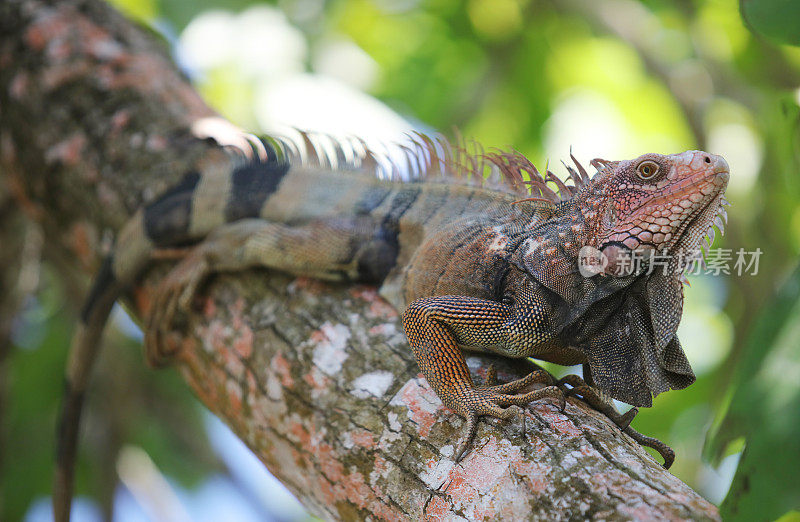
xmin=705 ymin=264 xmax=800 ymax=521
xmin=107 ymin=0 xmax=159 ymax=24
xmin=775 ymin=511 xmax=800 ymax=522
xmin=740 ymin=0 xmax=800 ymax=46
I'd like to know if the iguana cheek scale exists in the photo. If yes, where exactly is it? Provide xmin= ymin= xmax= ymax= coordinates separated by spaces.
xmin=53 ymin=134 xmax=730 ymax=522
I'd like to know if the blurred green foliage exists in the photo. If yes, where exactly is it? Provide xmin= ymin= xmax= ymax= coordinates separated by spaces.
xmin=4 ymin=0 xmax=800 ymax=519
xmin=741 ymin=0 xmax=800 ymax=45
xmin=706 ymin=264 xmax=800 ymax=520
xmin=1 ymin=270 xmax=217 ymax=521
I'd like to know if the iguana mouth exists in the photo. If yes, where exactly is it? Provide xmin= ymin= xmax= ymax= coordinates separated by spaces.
xmin=670 ymin=188 xmax=730 ymax=275
xmin=627 ymin=168 xmax=728 ymax=216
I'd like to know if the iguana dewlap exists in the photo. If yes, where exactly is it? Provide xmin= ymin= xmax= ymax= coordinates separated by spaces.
xmin=54 ymin=135 xmax=729 ymax=522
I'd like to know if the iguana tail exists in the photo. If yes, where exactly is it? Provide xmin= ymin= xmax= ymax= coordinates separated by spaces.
xmin=51 ymin=165 xmax=202 ymax=520
xmin=53 ymin=258 xmax=122 ymax=522
xmin=50 ymin=131 xmax=274 ymax=521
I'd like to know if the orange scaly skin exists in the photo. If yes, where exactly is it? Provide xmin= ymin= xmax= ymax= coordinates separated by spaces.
xmin=401 ymin=150 xmax=729 ymax=462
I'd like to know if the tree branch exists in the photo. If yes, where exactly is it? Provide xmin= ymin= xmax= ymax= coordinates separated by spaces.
xmin=0 ymin=0 xmax=719 ymax=519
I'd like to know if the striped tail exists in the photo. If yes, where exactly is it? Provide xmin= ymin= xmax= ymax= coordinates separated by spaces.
xmin=53 ymin=258 xmax=121 ymax=522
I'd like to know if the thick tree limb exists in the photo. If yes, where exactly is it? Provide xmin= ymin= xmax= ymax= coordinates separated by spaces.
xmin=0 ymin=0 xmax=719 ymax=519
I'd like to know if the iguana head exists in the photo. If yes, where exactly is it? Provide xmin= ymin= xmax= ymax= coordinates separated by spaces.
xmin=508 ymin=149 xmax=730 ymax=407
xmin=579 ymin=150 xmax=729 ymax=276
xmin=561 ymin=150 xmax=730 ymax=406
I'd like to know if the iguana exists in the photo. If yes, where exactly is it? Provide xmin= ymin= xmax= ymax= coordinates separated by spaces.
xmin=54 ymin=132 xmax=729 ymax=521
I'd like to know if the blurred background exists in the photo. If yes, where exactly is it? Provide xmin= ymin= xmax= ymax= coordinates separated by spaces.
xmin=2 ymin=0 xmax=799 ymax=520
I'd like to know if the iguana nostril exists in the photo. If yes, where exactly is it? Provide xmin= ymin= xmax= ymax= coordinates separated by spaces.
xmin=704 ymin=156 xmax=711 ymax=163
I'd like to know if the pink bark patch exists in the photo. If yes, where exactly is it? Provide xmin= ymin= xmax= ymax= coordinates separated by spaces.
xmin=534 ymin=404 xmax=583 ymax=437
xmin=369 ymin=299 xmax=398 ymax=319
xmin=225 ymin=379 xmax=243 ymax=417
xmin=271 ymin=352 xmax=295 ymax=388
xmin=232 ymin=322 xmax=254 ymax=359
xmin=455 ymin=438 xmax=513 ymax=494
xmin=371 ymin=454 xmax=388 ymax=482
xmin=110 ymin=109 xmax=131 ymax=133
xmin=46 ymin=133 xmax=86 ymax=167
xmin=245 ymin=368 xmax=258 ymax=397
xmin=368 ymin=323 xmax=396 ymax=336
xmin=390 ymin=377 xmax=443 ymax=437
xmin=199 ymin=319 xmax=246 ymax=377
xmin=288 ymin=420 xmax=403 ymax=520
xmin=511 ymin=459 xmax=552 ymax=494
xmin=348 ymin=286 xmax=379 ymax=301
xmin=429 ymin=437 xmax=539 ymax=519
xmin=349 ymin=286 xmax=398 ymax=319
xmin=198 ymin=298 xmax=254 ymax=363
xmin=424 ymin=495 xmax=452 ymax=520
xmin=290 ymin=276 xmax=328 ymax=294
xmin=349 ymin=428 xmax=377 ymax=449
xmin=303 ymin=367 xmax=331 ymax=392
xmin=580 ymin=444 xmax=596 ymax=457
xmin=25 ymin=11 xmax=68 ymax=51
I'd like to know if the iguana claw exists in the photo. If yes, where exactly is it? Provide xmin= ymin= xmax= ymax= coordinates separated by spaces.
xmin=453 ymin=368 xmax=564 ymax=462
xmin=556 ymin=373 xmax=674 ymax=468
xmin=144 ymin=249 xmax=212 ymax=366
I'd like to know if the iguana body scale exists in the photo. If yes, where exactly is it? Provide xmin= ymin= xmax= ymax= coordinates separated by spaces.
xmin=55 ymin=135 xmax=730 ymax=522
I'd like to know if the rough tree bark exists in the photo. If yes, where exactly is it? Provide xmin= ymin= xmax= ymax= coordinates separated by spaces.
xmin=0 ymin=0 xmax=720 ymax=519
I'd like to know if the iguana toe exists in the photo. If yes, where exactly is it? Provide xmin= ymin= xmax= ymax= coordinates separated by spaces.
xmin=144 ymin=252 xmax=211 ymax=366
xmin=451 ymin=379 xmax=564 ymax=462
xmin=556 ymin=374 xmax=674 ymax=467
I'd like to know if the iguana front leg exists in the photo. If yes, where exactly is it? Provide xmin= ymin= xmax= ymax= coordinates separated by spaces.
xmin=403 ymin=296 xmax=564 ymax=461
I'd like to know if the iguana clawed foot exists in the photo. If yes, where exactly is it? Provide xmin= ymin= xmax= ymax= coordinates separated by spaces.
xmin=453 ymin=367 xmax=564 ymax=462
xmin=557 ymin=374 xmax=638 ymax=429
xmin=454 ymin=368 xmax=675 ymax=468
xmin=144 ymin=249 xmax=213 ymax=366
xmin=556 ymin=373 xmax=674 ymax=469
xmin=144 ymin=223 xmax=262 ymax=365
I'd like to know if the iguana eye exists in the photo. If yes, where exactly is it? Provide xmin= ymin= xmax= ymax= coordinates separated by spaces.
xmin=637 ymin=161 xmax=659 ymax=180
